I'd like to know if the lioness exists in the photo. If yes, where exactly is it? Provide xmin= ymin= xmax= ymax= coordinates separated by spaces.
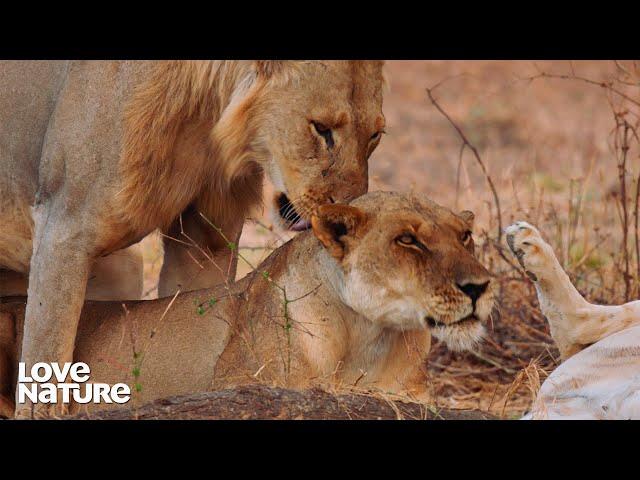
xmin=0 ymin=61 xmax=385 ymax=416
xmin=0 ymin=192 xmax=496 ymax=417
xmin=505 ymin=221 xmax=640 ymax=419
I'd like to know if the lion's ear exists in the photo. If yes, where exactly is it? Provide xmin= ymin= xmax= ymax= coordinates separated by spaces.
xmin=311 ymin=205 xmax=367 ymax=260
xmin=459 ymin=210 xmax=475 ymax=228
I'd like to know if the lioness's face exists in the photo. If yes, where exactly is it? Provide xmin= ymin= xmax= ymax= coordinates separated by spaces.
xmin=312 ymin=192 xmax=496 ymax=352
xmin=257 ymin=61 xmax=385 ymax=231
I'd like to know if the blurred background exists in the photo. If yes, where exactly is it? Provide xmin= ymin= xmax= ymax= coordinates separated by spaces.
xmin=141 ymin=61 xmax=640 ymax=416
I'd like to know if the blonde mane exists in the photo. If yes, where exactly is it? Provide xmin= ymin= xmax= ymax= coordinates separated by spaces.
xmin=116 ymin=61 xmax=284 ymax=235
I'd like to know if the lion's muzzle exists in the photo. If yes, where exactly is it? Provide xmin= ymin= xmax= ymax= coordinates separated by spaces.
xmin=275 ymin=192 xmax=312 ymax=231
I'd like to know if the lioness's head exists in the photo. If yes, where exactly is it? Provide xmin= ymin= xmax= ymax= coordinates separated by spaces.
xmin=311 ymin=191 xmax=496 ymax=351
xmin=214 ymin=61 xmax=385 ymax=231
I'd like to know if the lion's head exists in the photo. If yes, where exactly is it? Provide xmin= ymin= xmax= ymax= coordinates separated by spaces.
xmin=213 ymin=61 xmax=386 ymax=231
xmin=311 ymin=191 xmax=496 ymax=351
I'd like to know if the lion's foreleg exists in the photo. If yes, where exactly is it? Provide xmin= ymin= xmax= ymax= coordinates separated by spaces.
xmin=15 ymin=212 xmax=92 ymax=418
xmin=158 ymin=206 xmax=243 ymax=298
xmin=569 ymin=301 xmax=640 ymax=348
xmin=86 ymin=244 xmax=144 ymax=301
xmin=531 ymin=243 xmax=640 ymax=349
xmin=0 ymin=269 xmax=28 ymax=297
xmin=0 ymin=309 xmax=18 ymax=418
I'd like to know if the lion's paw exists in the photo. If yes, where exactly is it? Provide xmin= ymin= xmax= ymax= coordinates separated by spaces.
xmin=504 ymin=221 xmax=552 ymax=281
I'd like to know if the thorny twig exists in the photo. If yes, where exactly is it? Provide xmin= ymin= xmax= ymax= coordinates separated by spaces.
xmin=426 ymin=87 xmax=504 ymax=242
xmin=426 ymin=85 xmax=518 ymax=278
xmin=523 ymin=70 xmax=640 ymax=109
xmin=199 ymin=211 xmax=320 ymax=379
xmin=613 ymin=113 xmax=633 ymax=301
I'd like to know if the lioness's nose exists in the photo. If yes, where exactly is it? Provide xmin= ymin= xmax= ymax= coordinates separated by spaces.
xmin=457 ymin=281 xmax=489 ymax=304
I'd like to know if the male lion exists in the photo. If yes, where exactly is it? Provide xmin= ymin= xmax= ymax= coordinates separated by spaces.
xmin=0 ymin=60 xmax=385 ymax=416
xmin=0 ymin=192 xmax=496 ymax=417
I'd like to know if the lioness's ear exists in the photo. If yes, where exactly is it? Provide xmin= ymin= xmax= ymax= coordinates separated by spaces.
xmin=311 ymin=205 xmax=367 ymax=260
xmin=459 ymin=210 xmax=475 ymax=228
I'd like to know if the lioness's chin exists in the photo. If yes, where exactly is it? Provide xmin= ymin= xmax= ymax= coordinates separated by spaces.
xmin=430 ymin=318 xmax=485 ymax=352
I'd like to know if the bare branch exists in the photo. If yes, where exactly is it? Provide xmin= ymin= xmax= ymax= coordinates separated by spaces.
xmin=426 ymin=87 xmax=504 ymax=241
xmin=523 ymin=71 xmax=640 ymax=109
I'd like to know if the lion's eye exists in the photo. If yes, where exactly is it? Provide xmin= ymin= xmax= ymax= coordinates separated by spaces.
xmin=370 ymin=130 xmax=384 ymax=141
xmin=397 ymin=234 xmax=416 ymax=245
xmin=461 ymin=230 xmax=472 ymax=246
xmin=396 ymin=233 xmax=428 ymax=252
xmin=312 ymin=121 xmax=334 ymax=148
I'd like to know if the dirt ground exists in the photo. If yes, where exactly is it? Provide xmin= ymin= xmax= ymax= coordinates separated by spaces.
xmin=72 ymin=385 xmax=496 ymax=420
xmin=139 ymin=61 xmax=640 ymax=418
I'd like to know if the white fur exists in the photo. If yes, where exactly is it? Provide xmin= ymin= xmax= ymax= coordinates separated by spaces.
xmin=341 ymin=268 xmax=426 ymax=330
xmin=506 ymin=221 xmax=640 ymax=419
xmin=268 ymin=161 xmax=287 ymax=193
xmin=431 ymin=322 xmax=485 ymax=352
xmin=326 ymin=251 xmax=484 ymax=350
xmin=528 ymin=325 xmax=640 ymax=419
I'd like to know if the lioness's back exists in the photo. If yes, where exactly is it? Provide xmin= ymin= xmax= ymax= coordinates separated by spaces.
xmin=0 ymin=292 xmax=233 ymax=415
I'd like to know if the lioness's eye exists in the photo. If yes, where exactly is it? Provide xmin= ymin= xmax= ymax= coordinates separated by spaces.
xmin=311 ymin=121 xmax=334 ymax=148
xmin=461 ymin=230 xmax=472 ymax=246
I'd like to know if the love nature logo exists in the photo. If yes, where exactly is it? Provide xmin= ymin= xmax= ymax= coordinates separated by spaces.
xmin=17 ymin=362 xmax=131 ymax=406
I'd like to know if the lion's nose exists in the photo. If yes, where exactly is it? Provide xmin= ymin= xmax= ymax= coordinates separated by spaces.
xmin=457 ymin=281 xmax=489 ymax=305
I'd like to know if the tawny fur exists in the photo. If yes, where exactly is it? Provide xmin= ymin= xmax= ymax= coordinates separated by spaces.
xmin=118 ymin=61 xmax=263 ymax=234
xmin=1 ymin=247 xmax=142 ymax=300
xmin=0 ymin=60 xmax=384 ymax=417
xmin=0 ymin=192 xmax=495 ymax=417
xmin=505 ymin=221 xmax=640 ymax=419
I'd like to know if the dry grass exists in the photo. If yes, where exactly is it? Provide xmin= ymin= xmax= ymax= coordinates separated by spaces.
xmin=138 ymin=60 xmax=640 ymax=418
